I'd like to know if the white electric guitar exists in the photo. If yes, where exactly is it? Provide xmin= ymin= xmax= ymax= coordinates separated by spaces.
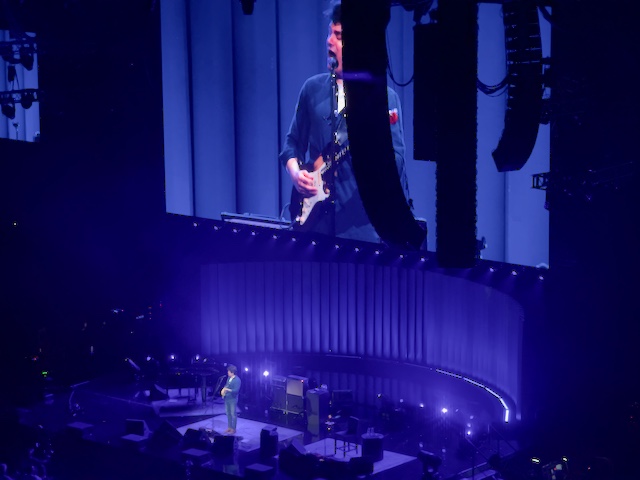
xmin=290 ymin=141 xmax=350 ymax=229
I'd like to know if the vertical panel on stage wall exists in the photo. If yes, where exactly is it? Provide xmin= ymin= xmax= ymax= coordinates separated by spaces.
xmin=200 ymin=261 xmax=523 ymax=408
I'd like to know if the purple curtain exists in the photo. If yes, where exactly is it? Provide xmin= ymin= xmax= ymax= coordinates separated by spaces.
xmin=200 ymin=260 xmax=523 ymax=407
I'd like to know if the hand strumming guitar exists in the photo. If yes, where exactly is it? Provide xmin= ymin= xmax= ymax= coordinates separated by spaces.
xmin=286 ymin=158 xmax=318 ymax=197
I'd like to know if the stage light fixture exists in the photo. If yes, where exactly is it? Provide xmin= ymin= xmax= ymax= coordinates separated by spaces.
xmin=441 ymin=407 xmax=448 ymax=413
xmin=1 ymin=102 xmax=15 ymax=119
xmin=244 ymin=367 xmax=249 ymax=372
xmin=19 ymin=46 xmax=34 ymax=70
xmin=0 ymin=45 xmax=13 ymax=63
xmin=263 ymin=370 xmax=269 ymax=377
xmin=20 ymin=91 xmax=34 ymax=109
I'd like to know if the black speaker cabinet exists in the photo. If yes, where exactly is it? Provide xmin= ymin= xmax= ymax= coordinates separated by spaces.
xmin=183 ymin=428 xmax=210 ymax=449
xmin=271 ymin=375 xmax=287 ymax=411
xmin=149 ymin=420 xmax=182 ymax=449
xmin=349 ymin=456 xmax=374 ymax=476
xmin=306 ymin=389 xmax=330 ymax=418
xmin=286 ymin=394 xmax=305 ymax=414
xmin=260 ymin=425 xmax=279 ymax=460
xmin=125 ymin=418 xmax=150 ymax=437
xmin=213 ymin=433 xmax=235 ymax=456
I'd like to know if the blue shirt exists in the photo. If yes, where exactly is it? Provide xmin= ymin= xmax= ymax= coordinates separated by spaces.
xmin=280 ymin=73 xmax=409 ymax=243
xmin=224 ymin=375 xmax=241 ymax=401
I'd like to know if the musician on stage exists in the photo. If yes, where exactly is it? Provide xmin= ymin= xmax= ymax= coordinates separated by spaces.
xmin=221 ymin=364 xmax=241 ymax=434
xmin=279 ymin=2 xmax=409 ymax=243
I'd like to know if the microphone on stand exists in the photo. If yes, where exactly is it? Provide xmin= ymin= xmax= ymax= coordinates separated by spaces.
xmin=328 ymin=56 xmax=338 ymax=71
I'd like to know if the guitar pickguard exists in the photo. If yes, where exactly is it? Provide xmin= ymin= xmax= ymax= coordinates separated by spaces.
xmin=297 ymin=165 xmax=330 ymax=226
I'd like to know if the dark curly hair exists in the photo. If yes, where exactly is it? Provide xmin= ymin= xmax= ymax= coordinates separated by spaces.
xmin=329 ymin=1 xmax=341 ymax=24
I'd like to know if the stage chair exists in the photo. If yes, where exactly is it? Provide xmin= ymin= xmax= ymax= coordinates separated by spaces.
xmin=333 ymin=416 xmax=364 ymax=457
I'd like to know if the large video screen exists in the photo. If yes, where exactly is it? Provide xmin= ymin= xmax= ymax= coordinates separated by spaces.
xmin=0 ymin=30 xmax=40 ymax=143
xmin=160 ymin=1 xmax=550 ymax=268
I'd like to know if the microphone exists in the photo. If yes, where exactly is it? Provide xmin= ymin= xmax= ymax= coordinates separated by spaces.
xmin=328 ymin=56 xmax=338 ymax=71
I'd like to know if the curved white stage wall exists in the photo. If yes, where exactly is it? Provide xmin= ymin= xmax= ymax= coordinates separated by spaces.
xmin=200 ymin=261 xmax=523 ymax=408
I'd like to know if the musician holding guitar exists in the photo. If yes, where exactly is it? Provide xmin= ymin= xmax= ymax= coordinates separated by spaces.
xmin=221 ymin=364 xmax=241 ymax=434
xmin=279 ymin=2 xmax=410 ymax=243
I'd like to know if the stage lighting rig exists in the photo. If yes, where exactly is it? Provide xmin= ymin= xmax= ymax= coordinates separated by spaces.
xmin=0 ymin=88 xmax=40 ymax=118
xmin=1 ymin=101 xmax=15 ymax=119
xmin=0 ymin=36 xmax=37 ymax=70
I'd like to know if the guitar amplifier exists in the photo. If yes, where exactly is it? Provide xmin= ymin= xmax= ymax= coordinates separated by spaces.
xmin=271 ymin=375 xmax=287 ymax=411
xmin=286 ymin=375 xmax=308 ymax=415
xmin=286 ymin=375 xmax=308 ymax=397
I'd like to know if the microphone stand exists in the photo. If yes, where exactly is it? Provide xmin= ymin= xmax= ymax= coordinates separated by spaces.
xmin=214 ymin=375 xmax=227 ymax=399
xmin=329 ymin=60 xmax=339 ymax=235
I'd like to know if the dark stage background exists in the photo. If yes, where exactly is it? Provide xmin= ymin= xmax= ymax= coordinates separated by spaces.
xmin=1 ymin=0 xmax=639 ymax=475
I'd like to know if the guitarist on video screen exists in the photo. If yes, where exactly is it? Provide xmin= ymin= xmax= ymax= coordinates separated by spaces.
xmin=279 ymin=2 xmax=409 ymax=243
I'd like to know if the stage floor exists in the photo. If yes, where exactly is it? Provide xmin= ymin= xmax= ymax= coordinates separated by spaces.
xmin=14 ymin=369 xmax=512 ymax=480
xmin=304 ymin=438 xmax=415 ymax=476
xmin=176 ymin=415 xmax=415 ymax=476
xmin=177 ymin=415 xmax=303 ymax=453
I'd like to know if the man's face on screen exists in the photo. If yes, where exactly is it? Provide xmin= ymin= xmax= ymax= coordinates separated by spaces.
xmin=327 ymin=22 xmax=343 ymax=77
